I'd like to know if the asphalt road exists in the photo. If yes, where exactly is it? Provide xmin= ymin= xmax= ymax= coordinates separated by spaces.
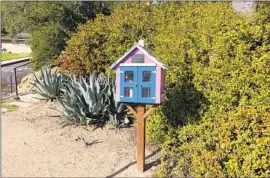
xmin=1 ymin=62 xmax=34 ymax=97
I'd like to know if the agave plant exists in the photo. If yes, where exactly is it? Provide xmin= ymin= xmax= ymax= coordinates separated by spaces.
xmin=58 ymin=74 xmax=109 ymax=125
xmin=32 ymin=67 xmax=62 ymax=101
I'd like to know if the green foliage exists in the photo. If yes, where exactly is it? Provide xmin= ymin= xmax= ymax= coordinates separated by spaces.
xmin=149 ymin=2 xmax=270 ymax=177
xmin=58 ymin=74 xmax=108 ymax=125
xmin=58 ymin=2 xmax=155 ymax=75
xmin=1 ymin=28 xmax=8 ymax=36
xmin=158 ymin=107 xmax=270 ymax=177
xmin=1 ymin=2 xmax=114 ymax=69
xmin=146 ymin=109 xmax=168 ymax=143
xmin=57 ymin=2 xmax=270 ymax=176
xmin=1 ymin=53 xmax=30 ymax=61
xmin=32 ymin=68 xmax=62 ymax=101
xmin=58 ymin=73 xmax=129 ymax=128
xmin=1 ymin=103 xmax=18 ymax=112
xmin=28 ymin=24 xmax=67 ymax=69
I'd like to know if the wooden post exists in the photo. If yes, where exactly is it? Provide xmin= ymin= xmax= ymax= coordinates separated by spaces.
xmin=126 ymin=104 xmax=158 ymax=173
xmin=136 ymin=104 xmax=146 ymax=172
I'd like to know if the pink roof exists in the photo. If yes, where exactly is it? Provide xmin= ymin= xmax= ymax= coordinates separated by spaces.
xmin=110 ymin=43 xmax=169 ymax=70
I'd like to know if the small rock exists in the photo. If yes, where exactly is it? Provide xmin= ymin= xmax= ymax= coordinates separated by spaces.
xmin=1 ymin=108 xmax=8 ymax=113
xmin=18 ymin=67 xmax=59 ymax=94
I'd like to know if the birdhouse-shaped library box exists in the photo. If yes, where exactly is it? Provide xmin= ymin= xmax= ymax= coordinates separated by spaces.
xmin=110 ymin=40 xmax=169 ymax=104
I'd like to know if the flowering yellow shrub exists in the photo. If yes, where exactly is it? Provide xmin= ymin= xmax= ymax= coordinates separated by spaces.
xmin=59 ymin=2 xmax=270 ymax=177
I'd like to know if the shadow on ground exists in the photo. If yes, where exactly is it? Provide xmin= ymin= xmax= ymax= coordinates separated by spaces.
xmin=106 ymin=148 xmax=161 ymax=177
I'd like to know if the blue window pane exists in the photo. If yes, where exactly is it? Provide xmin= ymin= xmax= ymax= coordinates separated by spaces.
xmin=142 ymin=71 xmax=151 ymax=82
xmin=124 ymin=87 xmax=133 ymax=97
xmin=125 ymin=71 xmax=133 ymax=82
xmin=142 ymin=87 xmax=151 ymax=98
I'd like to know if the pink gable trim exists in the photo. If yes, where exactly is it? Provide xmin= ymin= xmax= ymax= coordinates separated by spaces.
xmin=110 ymin=43 xmax=169 ymax=70
xmin=113 ymin=48 xmax=155 ymax=70
xmin=121 ymin=48 xmax=154 ymax=63
xmin=155 ymin=66 xmax=161 ymax=103
xmin=116 ymin=68 xmax=120 ymax=102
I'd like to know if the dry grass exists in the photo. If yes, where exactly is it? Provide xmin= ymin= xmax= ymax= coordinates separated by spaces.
xmin=1 ymin=53 xmax=30 ymax=61
xmin=1 ymin=103 xmax=18 ymax=111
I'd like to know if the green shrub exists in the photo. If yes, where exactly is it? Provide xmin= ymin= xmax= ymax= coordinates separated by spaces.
xmin=146 ymin=108 xmax=168 ymax=143
xmin=157 ymin=107 xmax=270 ymax=177
xmin=2 ymin=2 xmax=114 ymax=69
xmin=57 ymin=2 xmax=270 ymax=177
xmin=29 ymin=24 xmax=66 ymax=69
xmin=150 ymin=2 xmax=270 ymax=177
xmin=58 ymin=3 xmax=156 ymax=75
xmin=146 ymin=82 xmax=209 ymax=144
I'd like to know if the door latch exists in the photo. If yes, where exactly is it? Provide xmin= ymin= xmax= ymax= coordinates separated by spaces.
xmin=133 ymin=83 xmax=138 ymax=87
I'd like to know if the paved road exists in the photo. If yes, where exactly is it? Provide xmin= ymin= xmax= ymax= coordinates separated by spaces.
xmin=1 ymin=62 xmax=34 ymax=97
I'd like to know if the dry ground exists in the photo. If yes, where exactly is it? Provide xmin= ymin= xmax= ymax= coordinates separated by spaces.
xmin=1 ymin=97 xmax=160 ymax=177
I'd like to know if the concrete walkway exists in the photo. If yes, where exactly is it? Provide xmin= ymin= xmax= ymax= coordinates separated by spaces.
xmin=1 ymin=57 xmax=31 ymax=67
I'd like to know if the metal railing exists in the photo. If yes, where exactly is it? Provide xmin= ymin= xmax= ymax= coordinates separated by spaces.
xmin=13 ymin=59 xmax=38 ymax=98
xmin=13 ymin=56 xmax=57 ymax=99
xmin=1 ymin=53 xmax=58 ymax=99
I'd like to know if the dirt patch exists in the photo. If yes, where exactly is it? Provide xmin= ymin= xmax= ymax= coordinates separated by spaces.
xmin=2 ymin=101 xmax=160 ymax=177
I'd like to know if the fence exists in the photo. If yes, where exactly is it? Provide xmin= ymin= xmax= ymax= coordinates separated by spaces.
xmin=1 ymin=64 xmax=33 ymax=99
xmin=1 ymin=55 xmax=56 ymax=99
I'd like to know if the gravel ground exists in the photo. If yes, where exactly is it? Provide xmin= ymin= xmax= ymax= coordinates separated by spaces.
xmin=1 ymin=98 xmax=160 ymax=177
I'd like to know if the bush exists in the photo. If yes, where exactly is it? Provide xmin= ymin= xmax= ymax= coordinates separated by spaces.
xmin=146 ymin=108 xmax=168 ymax=143
xmin=2 ymin=2 xmax=114 ymax=69
xmin=58 ymin=2 xmax=270 ymax=177
xmin=157 ymin=107 xmax=270 ymax=177
xmin=58 ymin=2 xmax=156 ymax=75
xmin=29 ymin=24 xmax=66 ymax=69
xmin=149 ymin=2 xmax=270 ymax=177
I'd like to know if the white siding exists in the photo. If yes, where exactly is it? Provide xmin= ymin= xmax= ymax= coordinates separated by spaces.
xmin=1 ymin=42 xmax=32 ymax=53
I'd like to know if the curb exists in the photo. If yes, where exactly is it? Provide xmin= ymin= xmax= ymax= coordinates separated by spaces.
xmin=1 ymin=57 xmax=31 ymax=67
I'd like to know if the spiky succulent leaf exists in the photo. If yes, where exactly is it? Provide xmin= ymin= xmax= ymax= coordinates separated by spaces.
xmin=32 ymin=67 xmax=62 ymax=100
xmin=58 ymin=73 xmax=109 ymax=125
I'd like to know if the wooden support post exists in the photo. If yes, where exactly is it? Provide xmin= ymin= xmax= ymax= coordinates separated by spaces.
xmin=143 ymin=105 xmax=158 ymax=120
xmin=136 ymin=104 xmax=146 ymax=173
xmin=126 ymin=104 xmax=137 ymax=118
xmin=125 ymin=104 xmax=158 ymax=173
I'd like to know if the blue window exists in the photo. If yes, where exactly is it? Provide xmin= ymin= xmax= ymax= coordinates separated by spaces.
xmin=120 ymin=66 xmax=156 ymax=104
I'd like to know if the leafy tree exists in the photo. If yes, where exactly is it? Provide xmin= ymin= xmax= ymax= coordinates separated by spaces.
xmin=1 ymin=27 xmax=8 ymax=36
xmin=1 ymin=1 xmax=113 ymax=69
xmin=58 ymin=2 xmax=155 ymax=75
